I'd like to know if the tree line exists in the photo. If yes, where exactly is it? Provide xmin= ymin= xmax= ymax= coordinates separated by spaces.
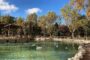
xmin=0 ymin=0 xmax=90 ymax=39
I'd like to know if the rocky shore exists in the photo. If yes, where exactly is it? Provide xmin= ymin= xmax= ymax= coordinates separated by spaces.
xmin=68 ymin=44 xmax=90 ymax=60
xmin=68 ymin=45 xmax=86 ymax=60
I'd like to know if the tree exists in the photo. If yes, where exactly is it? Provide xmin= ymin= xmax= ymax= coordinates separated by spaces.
xmin=86 ymin=20 xmax=90 ymax=36
xmin=61 ymin=5 xmax=80 ymax=38
xmin=16 ymin=17 xmax=24 ymax=26
xmin=0 ymin=15 xmax=15 ymax=24
xmin=16 ymin=17 xmax=25 ymax=37
xmin=47 ymin=25 xmax=54 ymax=36
xmin=52 ymin=23 xmax=59 ymax=36
xmin=70 ymin=0 xmax=85 ymax=10
xmin=38 ymin=16 xmax=47 ymax=28
xmin=26 ymin=13 xmax=37 ymax=35
xmin=38 ymin=12 xmax=57 ymax=36
xmin=26 ymin=13 xmax=37 ymax=24
xmin=62 ymin=3 xmax=89 ymax=39
xmin=46 ymin=11 xmax=57 ymax=24
xmin=0 ymin=15 xmax=15 ymax=36
xmin=86 ymin=7 xmax=90 ymax=19
xmin=46 ymin=11 xmax=57 ymax=36
xmin=70 ymin=0 xmax=90 ymax=19
xmin=38 ymin=16 xmax=47 ymax=36
xmin=70 ymin=0 xmax=89 ymax=39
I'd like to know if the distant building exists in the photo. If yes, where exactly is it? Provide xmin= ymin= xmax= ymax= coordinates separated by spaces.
xmin=0 ymin=23 xmax=21 ymax=36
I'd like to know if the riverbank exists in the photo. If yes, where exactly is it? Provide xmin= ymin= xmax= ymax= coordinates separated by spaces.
xmin=68 ymin=43 xmax=90 ymax=60
xmin=68 ymin=45 xmax=85 ymax=60
xmin=0 ymin=36 xmax=90 ymax=44
xmin=36 ymin=37 xmax=90 ymax=44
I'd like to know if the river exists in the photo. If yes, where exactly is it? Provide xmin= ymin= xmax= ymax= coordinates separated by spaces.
xmin=0 ymin=41 xmax=78 ymax=60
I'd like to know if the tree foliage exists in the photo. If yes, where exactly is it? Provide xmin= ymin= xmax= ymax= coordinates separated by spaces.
xmin=38 ymin=16 xmax=47 ymax=29
xmin=26 ymin=13 xmax=37 ymax=24
xmin=61 ymin=1 xmax=88 ymax=38
xmin=16 ymin=17 xmax=24 ymax=26
xmin=0 ymin=15 xmax=15 ymax=24
xmin=46 ymin=11 xmax=57 ymax=24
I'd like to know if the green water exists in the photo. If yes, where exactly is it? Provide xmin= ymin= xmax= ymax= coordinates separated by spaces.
xmin=0 ymin=41 xmax=78 ymax=60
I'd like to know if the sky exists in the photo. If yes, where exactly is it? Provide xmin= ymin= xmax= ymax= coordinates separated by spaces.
xmin=0 ymin=0 xmax=70 ymax=24
xmin=0 ymin=0 xmax=69 ymax=17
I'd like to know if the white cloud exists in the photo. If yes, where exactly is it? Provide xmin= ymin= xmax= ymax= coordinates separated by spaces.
xmin=0 ymin=0 xmax=18 ymax=13
xmin=26 ymin=8 xmax=42 ymax=14
xmin=0 ymin=0 xmax=3 ymax=2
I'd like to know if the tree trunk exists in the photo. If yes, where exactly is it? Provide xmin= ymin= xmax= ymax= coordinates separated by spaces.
xmin=71 ymin=32 xmax=74 ymax=39
xmin=8 ymin=30 xmax=10 ymax=36
xmin=71 ymin=29 xmax=75 ymax=39
xmin=85 ymin=28 xmax=87 ymax=40
xmin=78 ymin=31 xmax=81 ymax=39
xmin=83 ymin=26 xmax=87 ymax=40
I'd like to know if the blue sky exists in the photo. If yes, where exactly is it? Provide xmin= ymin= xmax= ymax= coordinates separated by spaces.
xmin=0 ymin=0 xmax=69 ymax=19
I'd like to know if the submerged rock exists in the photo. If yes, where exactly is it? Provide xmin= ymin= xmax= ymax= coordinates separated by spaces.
xmin=36 ymin=46 xmax=42 ymax=50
